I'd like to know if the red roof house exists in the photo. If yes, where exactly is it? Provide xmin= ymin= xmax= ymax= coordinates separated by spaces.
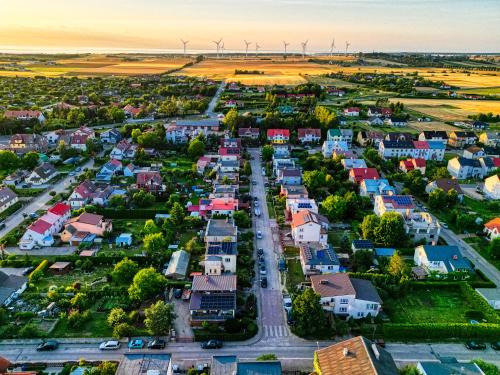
xmin=348 ymin=168 xmax=380 ymax=184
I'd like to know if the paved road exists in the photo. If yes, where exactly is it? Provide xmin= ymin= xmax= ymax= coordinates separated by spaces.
xmin=249 ymin=148 xmax=291 ymax=341
xmin=205 ymin=80 xmax=225 ymax=117
xmin=0 ymin=159 xmax=93 ymax=239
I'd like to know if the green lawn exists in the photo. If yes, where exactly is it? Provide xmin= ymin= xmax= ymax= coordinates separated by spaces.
xmin=178 ymin=230 xmax=197 ymax=247
xmin=284 ymin=246 xmax=299 ymax=257
xmin=50 ymin=312 xmax=112 ymax=338
xmin=35 ymin=266 xmax=112 ymax=290
xmin=386 ymin=288 xmax=474 ymax=324
xmin=462 ymin=197 xmax=499 ymax=222
xmin=464 ymin=237 xmax=500 ymax=271
xmin=285 ymin=259 xmax=304 ymax=293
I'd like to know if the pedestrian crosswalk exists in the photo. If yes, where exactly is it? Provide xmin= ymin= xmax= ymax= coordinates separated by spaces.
xmin=263 ymin=325 xmax=290 ymax=337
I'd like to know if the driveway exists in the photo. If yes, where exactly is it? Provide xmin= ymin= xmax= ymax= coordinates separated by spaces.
xmin=460 ymin=183 xmax=484 ymax=201
xmin=172 ymin=298 xmax=194 ymax=340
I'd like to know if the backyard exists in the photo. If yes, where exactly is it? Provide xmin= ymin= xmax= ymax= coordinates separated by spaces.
xmin=285 ymin=258 xmax=304 ymax=293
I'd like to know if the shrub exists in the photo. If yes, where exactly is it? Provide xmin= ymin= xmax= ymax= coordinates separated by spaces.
xmin=29 ymin=259 xmax=49 ymax=282
xmin=112 ymin=322 xmax=134 ymax=339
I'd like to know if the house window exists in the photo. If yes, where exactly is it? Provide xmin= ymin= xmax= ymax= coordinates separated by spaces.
xmin=357 ymin=312 xmax=364 ymax=317
xmin=340 ymin=298 xmax=348 ymax=305
xmin=330 ymin=298 xmax=335 ymax=303
xmin=224 ymin=258 xmax=231 ymax=263
xmin=339 ymin=307 xmax=347 ymax=313
xmin=299 ymin=235 xmax=303 ymax=239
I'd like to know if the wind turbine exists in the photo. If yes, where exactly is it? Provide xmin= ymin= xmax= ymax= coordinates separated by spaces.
xmin=212 ymin=38 xmax=223 ymax=58
xmin=181 ymin=39 xmax=189 ymax=56
xmin=329 ymin=38 xmax=335 ymax=57
xmin=244 ymin=40 xmax=252 ymax=58
xmin=301 ymin=40 xmax=308 ymax=59
xmin=221 ymin=42 xmax=225 ymax=58
xmin=345 ymin=41 xmax=351 ymax=56
xmin=255 ymin=43 xmax=261 ymax=56
xmin=283 ymin=41 xmax=290 ymax=57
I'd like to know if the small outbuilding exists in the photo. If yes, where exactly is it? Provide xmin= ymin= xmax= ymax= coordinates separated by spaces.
xmin=49 ymin=262 xmax=72 ymax=275
xmin=115 ymin=233 xmax=133 ymax=247
xmin=165 ymin=250 xmax=190 ymax=280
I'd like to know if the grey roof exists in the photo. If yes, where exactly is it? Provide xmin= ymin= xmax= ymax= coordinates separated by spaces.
xmin=165 ymin=250 xmax=190 ymax=278
xmin=381 ymin=140 xmax=413 ymax=149
xmin=352 ymin=240 xmax=374 ymax=249
xmin=419 ymin=361 xmax=483 ymax=375
xmin=422 ymin=131 xmax=448 ymax=139
xmin=117 ymin=353 xmax=171 ymax=375
xmin=280 ymin=168 xmax=301 ymax=177
xmin=211 ymin=356 xmax=237 ymax=375
xmin=220 ymin=160 xmax=240 ymax=168
xmin=206 ymin=219 xmax=237 ymax=238
xmin=351 ymin=278 xmax=382 ymax=304
xmin=192 ymin=275 xmax=237 ymax=292
xmin=213 ymin=184 xmax=238 ymax=194
xmin=0 ymin=187 xmax=17 ymax=206
xmin=281 ymin=184 xmax=308 ymax=195
xmin=0 ymin=270 xmax=27 ymax=305
xmin=33 ymin=162 xmax=57 ymax=179
xmin=301 ymin=244 xmax=339 ymax=267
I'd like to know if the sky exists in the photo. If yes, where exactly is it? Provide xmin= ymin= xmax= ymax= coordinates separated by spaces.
xmin=0 ymin=0 xmax=499 ymax=53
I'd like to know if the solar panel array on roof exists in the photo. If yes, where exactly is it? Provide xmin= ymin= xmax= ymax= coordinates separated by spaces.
xmin=298 ymin=203 xmax=312 ymax=209
xmin=207 ymin=242 xmax=236 ymax=255
xmin=200 ymin=294 xmax=235 ymax=309
xmin=391 ymin=196 xmax=413 ymax=205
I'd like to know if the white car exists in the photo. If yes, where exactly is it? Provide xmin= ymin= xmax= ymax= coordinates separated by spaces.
xmin=257 ymin=231 xmax=263 ymax=239
xmin=99 ymin=340 xmax=121 ymax=350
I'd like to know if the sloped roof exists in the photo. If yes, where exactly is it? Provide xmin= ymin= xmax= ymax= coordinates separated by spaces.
xmin=192 ymin=275 xmax=237 ymax=292
xmin=310 ymin=273 xmax=356 ymax=297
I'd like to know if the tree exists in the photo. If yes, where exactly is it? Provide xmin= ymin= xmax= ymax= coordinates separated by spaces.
xmin=428 ymin=188 xmax=447 ymax=210
xmin=233 ymin=210 xmax=251 ymax=228
xmin=131 ymin=128 xmax=142 ymax=143
xmin=387 ymin=251 xmax=406 ymax=277
xmin=0 ymin=150 xmax=19 ymax=170
xmin=351 ymin=250 xmax=373 ymax=272
xmin=488 ymin=238 xmax=500 ymax=260
xmin=188 ymin=138 xmax=205 ymax=160
xmin=472 ymin=359 xmax=499 ymax=375
xmin=143 ymin=232 xmax=167 ymax=258
xmin=132 ymin=189 xmax=155 ymax=208
xmin=143 ymin=219 xmax=161 ymax=235
xmin=169 ymin=202 xmax=185 ymax=227
xmin=111 ymin=258 xmax=139 ymax=284
xmin=321 ymin=195 xmax=347 ymax=222
xmin=22 ymin=151 xmax=39 ymax=170
xmin=109 ymin=195 xmax=126 ymax=209
xmin=446 ymin=189 xmax=459 ymax=207
xmin=261 ymin=145 xmax=274 ymax=162
xmin=256 ymin=354 xmax=278 ymax=361
xmin=107 ymin=307 xmax=128 ymax=327
xmin=128 ymin=267 xmax=167 ymax=301
xmin=70 ymin=292 xmax=88 ymax=311
xmin=398 ymin=365 xmax=421 ymax=375
xmin=375 ymin=212 xmax=406 ymax=247
xmin=224 ymin=108 xmax=239 ymax=134
xmin=243 ymin=160 xmax=252 ymax=176
xmin=292 ymin=288 xmax=328 ymax=338
xmin=144 ymin=300 xmax=176 ymax=336
xmin=84 ymin=361 xmax=117 ymax=375
xmin=112 ymin=322 xmax=134 ymax=339
xmin=361 ymin=214 xmax=380 ymax=241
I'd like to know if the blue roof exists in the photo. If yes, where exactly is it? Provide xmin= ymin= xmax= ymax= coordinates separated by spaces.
xmin=427 ymin=141 xmax=445 ymax=150
xmin=419 ymin=361 xmax=482 ymax=375
xmin=302 ymin=245 xmax=340 ymax=266
xmin=117 ymin=233 xmax=132 ymax=240
xmin=237 ymin=362 xmax=282 ymax=375
xmin=420 ymin=246 xmax=473 ymax=272
xmin=374 ymin=248 xmax=396 ymax=257
xmin=362 ymin=178 xmax=394 ymax=193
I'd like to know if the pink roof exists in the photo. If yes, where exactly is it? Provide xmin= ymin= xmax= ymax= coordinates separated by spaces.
xmin=493 ymin=158 xmax=500 ymax=168
xmin=344 ymin=107 xmax=360 ymax=113
xmin=413 ymin=158 xmax=426 ymax=167
xmin=28 ymin=219 xmax=52 ymax=234
xmin=48 ymin=203 xmax=71 ymax=217
xmin=137 ymin=171 xmax=162 ymax=185
xmin=401 ymin=160 xmax=414 ymax=170
xmin=74 ymin=181 xmax=96 ymax=199
xmin=267 ymin=129 xmax=290 ymax=138
xmin=413 ymin=141 xmax=429 ymax=149
xmin=109 ymin=158 xmax=122 ymax=167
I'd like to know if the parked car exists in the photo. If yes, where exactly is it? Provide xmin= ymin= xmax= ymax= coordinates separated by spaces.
xmin=465 ymin=341 xmax=486 ymax=350
xmin=491 ymin=341 xmax=500 ymax=350
xmin=260 ymin=277 xmax=268 ymax=288
xmin=0 ymin=221 xmax=5 ymax=230
xmin=257 ymin=248 xmax=264 ymax=256
xmin=254 ymin=208 xmax=261 ymax=217
xmin=257 ymin=231 xmax=263 ymax=239
xmin=278 ymin=257 xmax=286 ymax=271
xmin=36 ymin=340 xmax=59 ymax=351
xmin=286 ymin=310 xmax=295 ymax=326
xmin=99 ymin=340 xmax=121 ymax=350
xmin=374 ymin=338 xmax=386 ymax=348
xmin=253 ymin=196 xmax=258 ymax=201
xmin=128 ymin=339 xmax=146 ymax=349
xmin=201 ymin=339 xmax=223 ymax=349
xmin=148 ymin=339 xmax=166 ymax=349
xmin=252 ymin=180 xmax=257 ymax=185
xmin=259 ymin=265 xmax=267 ymax=275
xmin=283 ymin=296 xmax=292 ymax=312
xmin=173 ymin=289 xmax=183 ymax=299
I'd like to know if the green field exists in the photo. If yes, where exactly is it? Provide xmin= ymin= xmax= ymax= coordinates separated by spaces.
xmin=285 ymin=259 xmax=304 ymax=293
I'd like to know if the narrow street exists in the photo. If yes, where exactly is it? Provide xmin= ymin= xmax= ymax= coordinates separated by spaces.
xmin=204 ymin=80 xmax=226 ymax=117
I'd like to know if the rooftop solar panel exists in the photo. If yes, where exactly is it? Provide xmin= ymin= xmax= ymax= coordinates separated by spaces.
xmin=199 ymin=294 xmax=235 ymax=309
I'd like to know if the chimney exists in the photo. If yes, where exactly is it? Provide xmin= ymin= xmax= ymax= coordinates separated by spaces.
xmin=371 ymin=344 xmax=380 ymax=360
xmin=343 ymin=348 xmax=349 ymax=357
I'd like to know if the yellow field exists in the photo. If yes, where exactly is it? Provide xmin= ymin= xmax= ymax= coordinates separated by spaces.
xmin=0 ymin=55 xmax=193 ymax=77
xmin=391 ymin=98 xmax=500 ymax=121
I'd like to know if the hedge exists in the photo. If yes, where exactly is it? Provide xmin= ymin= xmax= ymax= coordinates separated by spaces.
xmin=459 ymin=282 xmax=500 ymax=324
xmin=95 ymin=208 xmax=169 ymax=219
xmin=29 ymin=259 xmax=49 ymax=281
xmin=193 ymin=324 xmax=258 ymax=342
xmin=384 ymin=323 xmax=500 ymax=341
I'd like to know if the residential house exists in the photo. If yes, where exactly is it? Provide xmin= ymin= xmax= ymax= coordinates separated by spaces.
xmin=359 ymin=179 xmax=395 ymax=200
xmin=273 ymin=158 xmax=295 ymax=176
xmin=210 ymin=184 xmax=238 ymax=199
xmin=9 ymin=133 xmax=48 ymax=154
xmin=69 ymin=180 xmax=97 ymax=208
xmin=468 ymin=120 xmax=489 ymax=130
xmin=220 ymin=137 xmax=241 ymax=149
xmin=164 ymin=249 xmax=190 ymax=280
xmin=310 ymin=273 xmax=382 ymax=318
xmin=3 ymin=110 xmax=45 ymax=123
xmin=211 ymin=356 xmax=282 ymax=375
xmin=313 ymin=336 xmax=398 ymax=375
xmin=70 ymin=127 xmax=95 ymax=151
xmin=357 ymin=131 xmax=384 ymax=147
xmin=205 ymin=218 xmax=238 ymax=243
xmin=404 ymin=212 xmax=441 ymax=245
xmin=45 ymin=129 xmax=70 ymax=145
xmin=344 ymin=107 xmax=360 ymax=117
xmin=96 ymin=159 xmax=122 ymax=182
xmin=136 ymin=171 xmax=164 ymax=193
xmin=0 ymin=187 xmax=18 ymax=214
xmin=280 ymin=184 xmax=309 ymax=199
xmin=238 ymin=128 xmax=259 ymax=139
xmin=447 ymin=157 xmax=483 ymax=179
xmin=204 ymin=241 xmax=238 ymax=275
xmin=273 ymin=144 xmax=290 ymax=158
xmin=291 ymin=210 xmax=329 ymax=246
xmin=165 ymin=125 xmax=189 ymax=143
xmin=299 ymin=243 xmax=340 ymax=276
xmin=170 ymin=119 xmax=220 ymax=138
xmin=122 ymin=104 xmax=141 ymax=118
xmin=196 ymin=156 xmax=218 ymax=175
xmin=277 ymin=168 xmax=302 ymax=185
xmin=0 ymin=270 xmax=27 ymax=307
xmin=483 ymin=175 xmax=500 ymax=200
xmin=479 ymin=132 xmax=500 ymax=148
xmin=340 ymin=129 xmax=354 ymax=146
xmin=418 ymin=131 xmax=448 ymax=146
xmin=189 ymin=275 xmax=237 ymax=325
xmin=61 ymin=213 xmax=112 ymax=245
xmin=479 ymin=157 xmax=499 ymax=177
xmin=386 ymin=117 xmax=407 ymax=127
xmin=267 ymin=129 xmax=290 ymax=144
xmin=366 ymin=116 xmax=385 ymax=127
xmin=348 ymin=168 xmax=380 ymax=184
xmin=399 ymin=158 xmax=426 ymax=174
xmin=25 ymin=162 xmax=58 ymax=186
xmin=2 ymin=170 xmax=29 ymax=186
xmin=298 ymin=128 xmax=321 ymax=143
xmin=378 ymin=140 xmax=444 ymax=161
xmin=219 ymin=147 xmax=240 ymax=161
xmin=341 ymin=159 xmax=367 ymax=170
xmin=100 ymin=128 xmax=122 ymax=144
xmin=218 ymin=159 xmax=240 ymax=174
xmin=414 ymin=245 xmax=473 ymax=278
xmin=374 ymin=195 xmax=415 ymax=217
xmin=416 ymin=359 xmax=484 ymax=375
xmin=385 ymin=132 xmax=413 ymax=142
xmin=208 ymin=198 xmax=239 ymax=217
xmin=413 ymin=141 xmax=446 ymax=161
xmin=463 ymin=146 xmax=485 ymax=160
xmin=285 ymin=198 xmax=318 ymax=219
xmin=426 ymin=179 xmax=464 ymax=200
xmin=110 ymin=139 xmax=137 ymax=160
xmin=327 ymin=128 xmax=352 ymax=144
xmin=351 ymin=239 xmax=374 ymax=253
xmin=448 ymin=131 xmax=478 ymax=148
xmin=378 ymin=140 xmax=414 ymax=159
xmin=322 ymin=140 xmax=349 ymax=158
xmin=484 ymin=218 xmax=500 ymax=240
xmin=216 ymin=170 xmax=239 ymax=184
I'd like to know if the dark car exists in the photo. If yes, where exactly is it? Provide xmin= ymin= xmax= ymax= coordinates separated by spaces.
xmin=286 ymin=310 xmax=295 ymax=326
xmin=201 ymin=339 xmax=223 ymax=349
xmin=491 ymin=341 xmax=500 ymax=350
xmin=260 ymin=277 xmax=268 ymax=288
xmin=465 ymin=340 xmax=486 ymax=350
xmin=173 ymin=289 xmax=182 ymax=299
xmin=257 ymin=248 xmax=264 ymax=256
xmin=36 ymin=340 xmax=59 ymax=351
xmin=148 ymin=339 xmax=166 ymax=349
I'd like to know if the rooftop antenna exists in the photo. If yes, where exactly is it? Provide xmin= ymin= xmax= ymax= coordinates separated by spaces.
xmin=345 ymin=41 xmax=351 ymax=56
xmin=330 ymin=38 xmax=335 ymax=57
xmin=283 ymin=41 xmax=290 ymax=57
xmin=255 ymin=43 xmax=261 ymax=57
xmin=181 ymin=39 xmax=189 ymax=56
xmin=244 ymin=40 xmax=252 ymax=58
xmin=212 ymin=38 xmax=223 ymax=58
xmin=301 ymin=40 xmax=308 ymax=59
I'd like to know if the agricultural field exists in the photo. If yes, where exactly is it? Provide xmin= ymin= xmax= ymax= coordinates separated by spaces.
xmin=390 ymin=98 xmax=500 ymax=121
xmin=0 ymin=54 xmax=193 ymax=77
xmin=407 ymin=121 xmax=462 ymax=133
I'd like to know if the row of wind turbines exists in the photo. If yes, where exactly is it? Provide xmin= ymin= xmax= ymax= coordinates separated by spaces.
xmin=179 ymin=39 xmax=351 ymax=58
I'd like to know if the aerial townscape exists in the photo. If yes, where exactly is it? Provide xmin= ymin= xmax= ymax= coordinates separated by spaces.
xmin=0 ymin=1 xmax=499 ymax=375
